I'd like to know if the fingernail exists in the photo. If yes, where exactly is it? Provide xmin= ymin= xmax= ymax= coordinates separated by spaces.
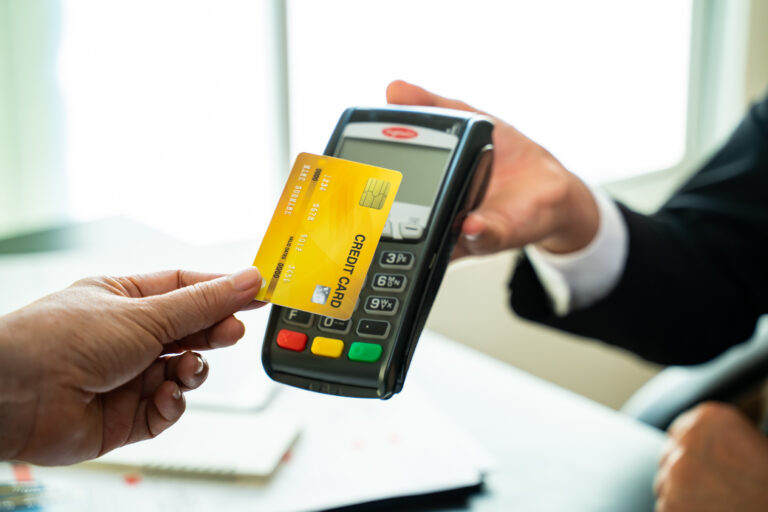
xmin=209 ymin=337 xmax=237 ymax=349
xmin=194 ymin=354 xmax=206 ymax=375
xmin=229 ymin=267 xmax=262 ymax=291
xmin=172 ymin=384 xmax=182 ymax=400
xmin=463 ymin=213 xmax=485 ymax=242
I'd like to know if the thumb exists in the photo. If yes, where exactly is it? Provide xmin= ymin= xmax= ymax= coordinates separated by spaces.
xmin=460 ymin=211 xmax=508 ymax=255
xmin=148 ymin=267 xmax=263 ymax=342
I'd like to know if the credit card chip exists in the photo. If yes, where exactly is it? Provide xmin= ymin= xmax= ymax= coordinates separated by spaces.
xmin=359 ymin=178 xmax=392 ymax=210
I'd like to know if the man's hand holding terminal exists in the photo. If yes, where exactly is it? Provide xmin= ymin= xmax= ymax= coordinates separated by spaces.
xmin=386 ymin=80 xmax=600 ymax=259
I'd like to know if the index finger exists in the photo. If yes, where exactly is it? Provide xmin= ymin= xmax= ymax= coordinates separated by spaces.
xmin=386 ymin=80 xmax=507 ymax=137
xmin=386 ymin=80 xmax=481 ymax=113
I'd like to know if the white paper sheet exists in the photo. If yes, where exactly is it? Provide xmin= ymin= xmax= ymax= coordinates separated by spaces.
xmin=31 ymin=391 xmax=492 ymax=512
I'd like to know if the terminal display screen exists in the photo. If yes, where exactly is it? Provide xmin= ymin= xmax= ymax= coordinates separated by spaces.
xmin=337 ymin=137 xmax=451 ymax=207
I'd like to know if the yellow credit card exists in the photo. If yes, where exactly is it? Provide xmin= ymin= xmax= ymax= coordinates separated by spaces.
xmin=253 ymin=152 xmax=402 ymax=320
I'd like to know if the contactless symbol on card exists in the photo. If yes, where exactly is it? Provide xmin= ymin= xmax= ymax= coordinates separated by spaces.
xmin=311 ymin=284 xmax=331 ymax=304
xmin=252 ymin=153 xmax=402 ymax=320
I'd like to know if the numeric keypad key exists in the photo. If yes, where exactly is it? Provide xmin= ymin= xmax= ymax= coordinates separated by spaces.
xmin=364 ymin=296 xmax=399 ymax=316
xmin=379 ymin=251 xmax=414 ymax=270
xmin=371 ymin=273 xmax=407 ymax=292
xmin=318 ymin=316 xmax=352 ymax=334
xmin=283 ymin=309 xmax=313 ymax=327
xmin=356 ymin=319 xmax=391 ymax=339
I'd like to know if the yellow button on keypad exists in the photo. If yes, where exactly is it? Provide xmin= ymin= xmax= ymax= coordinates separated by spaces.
xmin=311 ymin=336 xmax=344 ymax=358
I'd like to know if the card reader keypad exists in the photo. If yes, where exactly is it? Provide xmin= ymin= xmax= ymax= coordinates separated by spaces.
xmin=318 ymin=316 xmax=352 ymax=334
xmin=364 ymin=296 xmax=399 ymax=315
xmin=372 ymin=273 xmax=407 ymax=292
xmin=381 ymin=221 xmax=425 ymax=242
xmin=379 ymin=251 xmax=414 ymax=269
xmin=311 ymin=336 xmax=345 ymax=358
xmin=399 ymin=224 xmax=424 ymax=240
xmin=271 ymin=242 xmax=416 ymax=368
xmin=356 ymin=319 xmax=391 ymax=338
xmin=348 ymin=342 xmax=383 ymax=362
xmin=283 ymin=309 xmax=313 ymax=327
xmin=276 ymin=329 xmax=308 ymax=351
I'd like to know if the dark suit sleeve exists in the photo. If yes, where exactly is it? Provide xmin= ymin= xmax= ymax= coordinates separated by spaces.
xmin=510 ymin=96 xmax=768 ymax=365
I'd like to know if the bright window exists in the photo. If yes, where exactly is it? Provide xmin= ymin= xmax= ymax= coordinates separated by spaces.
xmin=288 ymin=0 xmax=692 ymax=183
xmin=58 ymin=0 xmax=692 ymax=244
xmin=58 ymin=0 xmax=280 ymax=244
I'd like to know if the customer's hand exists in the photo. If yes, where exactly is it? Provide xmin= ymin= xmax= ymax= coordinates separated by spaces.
xmin=0 ymin=268 xmax=263 ymax=465
xmin=387 ymin=80 xmax=599 ymax=259
xmin=655 ymin=402 xmax=768 ymax=511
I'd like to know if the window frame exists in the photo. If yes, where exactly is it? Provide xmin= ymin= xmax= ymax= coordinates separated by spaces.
xmin=603 ymin=0 xmax=754 ymax=213
xmin=270 ymin=0 xmax=755 ymax=213
xmin=1 ymin=1 xmax=758 ymax=238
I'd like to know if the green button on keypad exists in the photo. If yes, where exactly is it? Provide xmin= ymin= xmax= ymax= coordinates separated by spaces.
xmin=348 ymin=342 xmax=383 ymax=363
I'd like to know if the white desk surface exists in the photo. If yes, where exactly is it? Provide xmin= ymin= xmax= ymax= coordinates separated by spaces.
xmin=24 ymin=329 xmax=663 ymax=512
xmin=0 ymin=227 xmax=665 ymax=511
xmin=407 ymin=330 xmax=664 ymax=511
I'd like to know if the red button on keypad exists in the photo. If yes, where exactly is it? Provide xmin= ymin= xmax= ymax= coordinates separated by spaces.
xmin=276 ymin=329 xmax=307 ymax=351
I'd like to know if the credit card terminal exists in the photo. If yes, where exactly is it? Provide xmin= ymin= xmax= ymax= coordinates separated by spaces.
xmin=262 ymin=106 xmax=493 ymax=399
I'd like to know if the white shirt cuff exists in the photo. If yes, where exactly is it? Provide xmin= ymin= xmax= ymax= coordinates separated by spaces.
xmin=524 ymin=189 xmax=628 ymax=316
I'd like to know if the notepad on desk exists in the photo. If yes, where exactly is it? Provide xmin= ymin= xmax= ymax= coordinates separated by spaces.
xmin=61 ymin=391 xmax=492 ymax=511
xmin=21 ymin=351 xmax=491 ymax=511
xmin=92 ymin=408 xmax=300 ymax=477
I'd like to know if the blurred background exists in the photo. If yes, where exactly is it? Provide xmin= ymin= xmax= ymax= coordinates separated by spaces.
xmin=1 ymin=0 xmax=767 ymax=408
